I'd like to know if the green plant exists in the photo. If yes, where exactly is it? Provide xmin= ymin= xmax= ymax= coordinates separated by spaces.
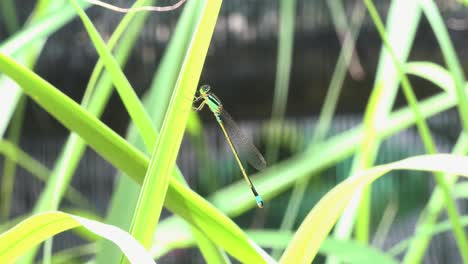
xmin=1 ymin=0 xmax=468 ymax=263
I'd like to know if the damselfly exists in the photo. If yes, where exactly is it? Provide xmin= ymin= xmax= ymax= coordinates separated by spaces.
xmin=193 ymin=85 xmax=267 ymax=208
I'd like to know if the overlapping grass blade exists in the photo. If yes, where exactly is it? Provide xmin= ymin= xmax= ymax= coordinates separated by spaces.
xmin=69 ymin=0 xmax=156 ymax=150
xmin=0 ymin=1 xmax=90 ymax=57
xmin=125 ymin=0 xmax=222 ymax=253
xmin=267 ymin=0 xmax=296 ymax=163
xmin=0 ymin=211 xmax=155 ymax=263
xmin=403 ymin=0 xmax=468 ymax=260
xmin=153 ymin=222 xmax=397 ymax=264
xmin=406 ymin=62 xmax=454 ymax=93
xmin=389 ymin=214 xmax=468 ymax=257
xmin=0 ymin=0 xmax=90 ymax=139
xmin=279 ymin=154 xmax=468 ymax=264
xmin=0 ymin=96 xmax=26 ymax=220
xmin=0 ymin=52 xmax=268 ymax=263
xmin=331 ymin=2 xmax=421 ymax=253
xmin=209 ymin=74 xmax=463 ymax=217
xmin=99 ymin=0 xmax=226 ymax=261
xmin=364 ymin=0 xmax=468 ymax=260
xmin=420 ymin=0 xmax=468 ymax=131
xmin=24 ymin=0 xmax=169 ymax=262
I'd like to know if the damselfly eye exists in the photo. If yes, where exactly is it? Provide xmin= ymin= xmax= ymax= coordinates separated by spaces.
xmin=200 ymin=85 xmax=211 ymax=94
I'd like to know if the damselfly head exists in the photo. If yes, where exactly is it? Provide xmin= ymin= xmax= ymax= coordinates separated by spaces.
xmin=199 ymin=85 xmax=211 ymax=95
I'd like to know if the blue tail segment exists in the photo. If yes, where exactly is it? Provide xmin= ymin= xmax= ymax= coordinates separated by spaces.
xmin=255 ymin=195 xmax=264 ymax=208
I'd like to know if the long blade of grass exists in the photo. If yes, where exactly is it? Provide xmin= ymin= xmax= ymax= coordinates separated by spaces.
xmin=403 ymin=65 xmax=468 ymax=263
xmin=0 ymin=41 xmax=464 ymax=262
xmin=125 ymin=0 xmax=221 ymax=252
xmin=420 ymin=0 xmax=468 ymax=131
xmin=69 ymin=0 xmax=157 ymax=150
xmin=0 ymin=0 xmax=90 ymax=139
xmin=390 ymin=132 xmax=468 ymax=258
xmin=153 ymin=223 xmax=397 ymax=264
xmin=0 ymin=211 xmax=155 ymax=263
xmin=252 ymin=231 xmax=396 ymax=264
xmin=63 ymin=19 xmax=221 ymax=264
xmin=171 ymin=61 xmax=457 ymax=228
xmin=352 ymin=81 xmax=385 ymax=243
xmin=19 ymin=0 xmax=155 ymax=261
xmin=266 ymin=0 xmax=296 ymax=162
xmin=279 ymin=154 xmax=468 ymax=264
xmin=35 ymin=0 xmax=224 ymax=261
xmin=331 ymin=1 xmax=421 ymax=253
xmin=209 ymin=70 xmax=463 ymax=217
xmin=403 ymin=0 xmax=468 ymax=261
xmin=364 ymin=0 xmax=468 ymax=261
xmin=315 ymin=0 xmax=365 ymax=143
xmin=0 ymin=140 xmax=90 ymax=207
xmin=0 ymin=2 xmax=90 ymax=58
xmin=0 ymin=96 xmax=26 ymax=220
xmin=22 ymin=4 xmax=159 ymax=264
xmin=389 ymin=214 xmax=468 ymax=257
xmin=0 ymin=52 xmax=268 ymax=263
xmin=406 ymin=61 xmax=454 ymax=93
xmin=99 ymin=0 xmax=226 ymax=262
xmin=276 ymin=1 xmax=365 ymax=260
xmin=0 ymin=1 xmax=90 ymax=155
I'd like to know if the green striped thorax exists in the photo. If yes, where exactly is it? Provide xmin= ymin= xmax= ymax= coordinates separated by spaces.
xmin=199 ymin=85 xmax=223 ymax=119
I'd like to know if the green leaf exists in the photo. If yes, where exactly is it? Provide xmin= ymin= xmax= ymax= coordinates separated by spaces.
xmin=420 ymin=0 xmax=468 ymax=133
xmin=0 ymin=51 xmax=268 ymax=264
xmin=126 ymin=0 xmax=222 ymax=251
xmin=99 ymin=0 xmax=227 ymax=262
xmin=69 ymin=0 xmax=156 ymax=151
xmin=279 ymin=154 xmax=468 ymax=264
xmin=0 ymin=211 xmax=155 ymax=263
xmin=209 ymin=87 xmax=464 ymax=217
xmin=153 ymin=222 xmax=397 ymax=264
xmin=406 ymin=61 xmax=454 ymax=93
xmin=364 ymin=0 xmax=468 ymax=260
xmin=0 ymin=0 xmax=90 ymax=138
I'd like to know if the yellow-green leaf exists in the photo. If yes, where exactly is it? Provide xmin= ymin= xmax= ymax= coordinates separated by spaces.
xmin=0 ymin=211 xmax=155 ymax=263
xmin=280 ymin=154 xmax=468 ymax=264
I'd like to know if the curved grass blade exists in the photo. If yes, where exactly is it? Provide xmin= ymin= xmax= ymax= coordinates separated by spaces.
xmin=0 ymin=48 xmax=268 ymax=263
xmin=279 ymin=154 xmax=468 ymax=264
xmin=364 ymin=0 xmax=468 ymax=260
xmin=250 ymin=231 xmax=397 ymax=264
xmin=0 ymin=211 xmax=155 ymax=264
xmin=98 ymin=1 xmax=228 ymax=262
xmin=0 ymin=1 xmax=91 ymax=57
xmin=125 ymin=0 xmax=224 ymax=259
xmin=331 ymin=1 xmax=422 ymax=254
xmin=209 ymin=90 xmax=464 ymax=216
xmin=220 ymin=108 xmax=266 ymax=171
xmin=69 ymin=0 xmax=156 ymax=150
xmin=153 ymin=220 xmax=396 ymax=264
xmin=0 ymin=0 xmax=91 ymax=139
xmin=406 ymin=61 xmax=454 ymax=93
